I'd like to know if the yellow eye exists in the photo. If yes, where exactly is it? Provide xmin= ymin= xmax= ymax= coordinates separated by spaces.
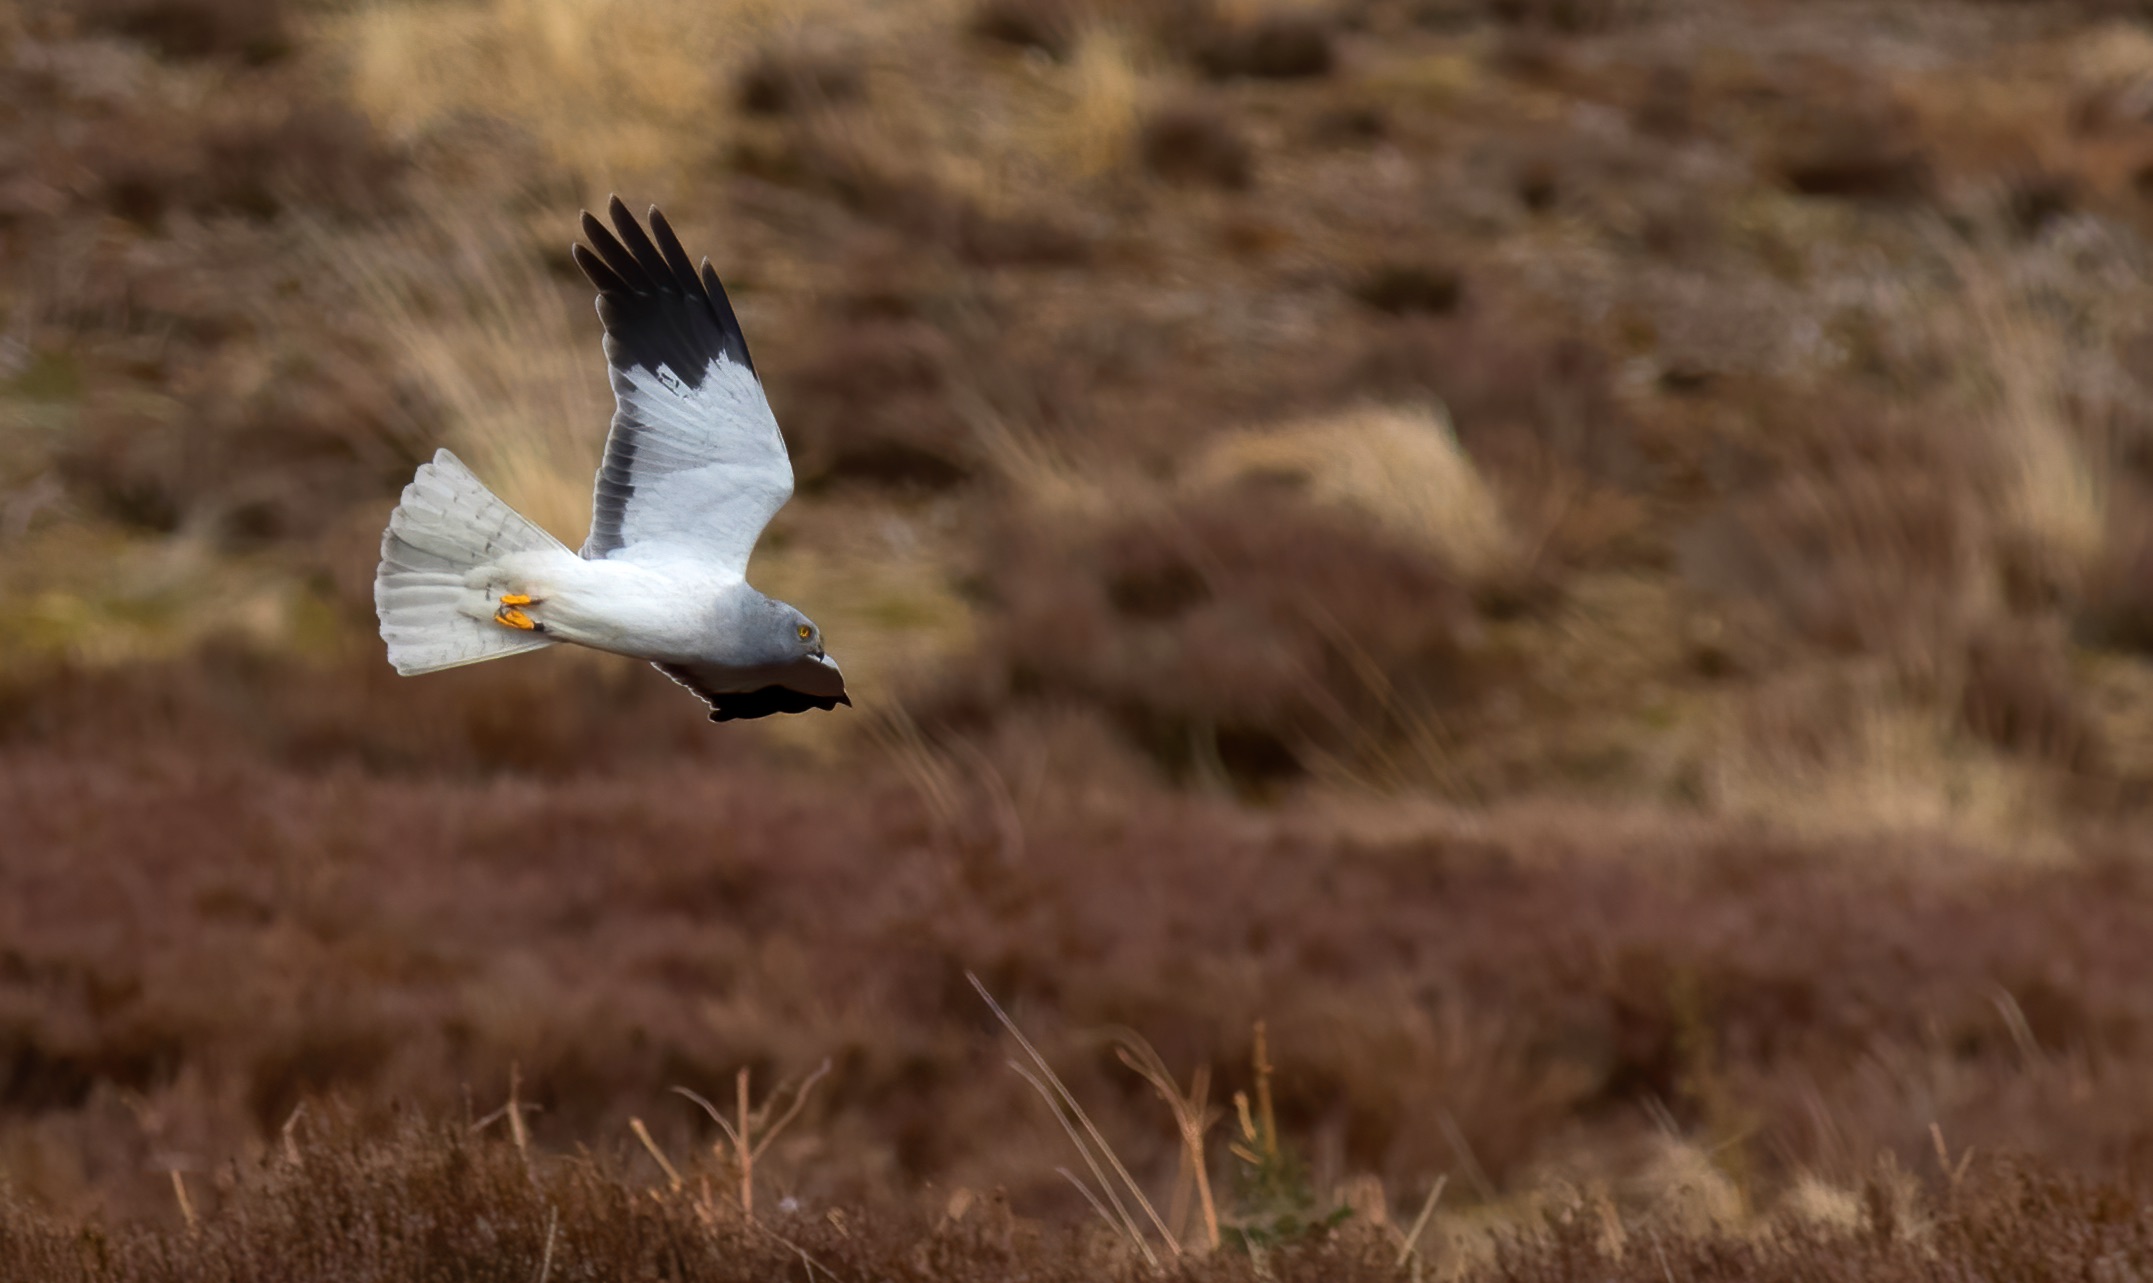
xmin=797 ymin=623 xmax=813 ymax=641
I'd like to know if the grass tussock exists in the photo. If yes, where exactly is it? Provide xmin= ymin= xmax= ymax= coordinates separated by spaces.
xmin=335 ymin=0 xmax=805 ymax=186
xmin=1188 ymin=403 xmax=1514 ymax=583
xmin=1060 ymin=24 xmax=1150 ymax=178
xmin=302 ymin=194 xmax=616 ymax=541
xmin=1707 ymin=677 xmax=2050 ymax=854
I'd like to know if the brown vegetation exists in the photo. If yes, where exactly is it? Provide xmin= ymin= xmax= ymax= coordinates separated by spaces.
xmin=2 ymin=1119 xmax=2150 ymax=1282
xmin=1139 ymin=101 xmax=1257 ymax=189
xmin=4 ymin=732 xmax=2153 ymax=1227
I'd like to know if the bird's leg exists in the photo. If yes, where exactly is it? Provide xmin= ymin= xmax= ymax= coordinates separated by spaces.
xmin=494 ymin=592 xmax=540 ymax=631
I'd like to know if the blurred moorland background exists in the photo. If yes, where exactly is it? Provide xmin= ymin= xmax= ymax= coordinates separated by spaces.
xmin=6 ymin=0 xmax=2153 ymax=1275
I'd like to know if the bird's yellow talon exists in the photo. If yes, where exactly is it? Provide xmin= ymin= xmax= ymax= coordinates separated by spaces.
xmin=494 ymin=591 xmax=538 ymax=629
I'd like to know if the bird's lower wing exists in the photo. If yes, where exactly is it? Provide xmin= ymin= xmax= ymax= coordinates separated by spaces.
xmin=653 ymin=662 xmax=850 ymax=722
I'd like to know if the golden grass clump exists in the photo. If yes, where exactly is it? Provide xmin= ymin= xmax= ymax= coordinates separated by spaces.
xmin=1189 ymin=403 xmax=1514 ymax=582
xmin=302 ymin=197 xmax=610 ymax=543
xmin=2067 ymin=21 xmax=2153 ymax=117
xmin=1059 ymin=23 xmax=1149 ymax=178
xmin=1945 ymin=248 xmax=2113 ymax=594
xmin=333 ymin=0 xmax=931 ymax=186
xmin=1840 ymin=229 xmax=2153 ymax=632
xmin=1707 ymin=679 xmax=2055 ymax=859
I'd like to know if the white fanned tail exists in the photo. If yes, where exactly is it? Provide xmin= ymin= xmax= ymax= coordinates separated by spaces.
xmin=374 ymin=449 xmax=567 ymax=675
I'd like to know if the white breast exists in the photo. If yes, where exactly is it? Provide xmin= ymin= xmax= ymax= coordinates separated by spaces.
xmin=493 ymin=551 xmax=733 ymax=663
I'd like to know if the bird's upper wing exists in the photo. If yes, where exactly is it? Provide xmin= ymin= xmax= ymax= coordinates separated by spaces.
xmin=572 ymin=197 xmax=792 ymax=573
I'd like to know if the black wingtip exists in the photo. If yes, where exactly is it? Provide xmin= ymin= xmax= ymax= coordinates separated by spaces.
xmin=570 ymin=241 xmax=627 ymax=294
xmin=572 ymin=196 xmax=761 ymax=451
xmin=646 ymin=207 xmax=700 ymax=284
xmin=607 ymin=195 xmax=641 ymax=246
xmin=604 ymin=198 xmax=673 ymax=283
xmin=578 ymin=209 xmax=609 ymax=248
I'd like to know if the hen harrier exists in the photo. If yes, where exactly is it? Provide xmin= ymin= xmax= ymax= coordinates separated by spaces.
xmin=373 ymin=198 xmax=849 ymax=721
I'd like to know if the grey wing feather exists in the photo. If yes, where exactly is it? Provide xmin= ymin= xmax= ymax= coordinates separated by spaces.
xmin=574 ymin=197 xmax=792 ymax=572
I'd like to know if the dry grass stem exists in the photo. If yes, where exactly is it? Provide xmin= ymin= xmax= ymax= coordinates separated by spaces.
xmin=281 ymin=1105 xmax=306 ymax=1168
xmin=1438 ymin=1109 xmax=1496 ymax=1206
xmin=1396 ymin=1175 xmax=1447 ymax=1269
xmin=1055 ymin=1164 xmax=1126 ymax=1240
xmin=1113 ymin=1029 xmax=1222 ymax=1252
xmin=168 ymin=1171 xmax=196 ymax=1233
xmin=536 ymin=1206 xmax=559 ymax=1283
xmin=969 ymin=972 xmax=1178 ymax=1259
xmin=673 ymin=1058 xmax=832 ymax=1221
xmin=631 ymin=1117 xmax=686 ymax=1192
xmin=1008 ymin=1060 xmax=1158 ymax=1264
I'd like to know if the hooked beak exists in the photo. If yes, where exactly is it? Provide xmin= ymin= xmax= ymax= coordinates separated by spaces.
xmin=796 ymin=649 xmax=850 ymax=704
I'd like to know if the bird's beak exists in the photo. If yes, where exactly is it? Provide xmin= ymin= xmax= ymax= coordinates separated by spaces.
xmin=795 ymin=650 xmax=849 ymax=703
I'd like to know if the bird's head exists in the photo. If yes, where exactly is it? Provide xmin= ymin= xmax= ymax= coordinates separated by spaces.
xmin=780 ymin=603 xmax=826 ymax=660
xmin=746 ymin=595 xmax=846 ymax=699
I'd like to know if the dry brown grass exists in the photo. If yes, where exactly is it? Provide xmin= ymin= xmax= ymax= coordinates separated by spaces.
xmin=300 ymin=194 xmax=611 ymax=542
xmin=8 ymin=1109 xmax=2143 ymax=1283
xmin=1956 ymin=256 xmax=2120 ymax=602
xmin=1188 ymin=403 xmax=1514 ymax=583
xmin=1060 ymin=23 xmax=1150 ymax=178
xmin=4 ymin=1037 xmax=2153 ymax=1280
xmin=1705 ymin=675 xmax=2055 ymax=858
xmin=334 ymin=0 xmax=901 ymax=187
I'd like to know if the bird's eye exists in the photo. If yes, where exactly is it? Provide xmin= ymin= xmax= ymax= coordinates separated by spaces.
xmin=797 ymin=624 xmax=813 ymax=641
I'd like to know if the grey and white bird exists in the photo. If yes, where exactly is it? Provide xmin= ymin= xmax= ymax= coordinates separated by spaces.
xmin=372 ymin=198 xmax=849 ymax=721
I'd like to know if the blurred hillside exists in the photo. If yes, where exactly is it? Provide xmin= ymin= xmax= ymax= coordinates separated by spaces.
xmin=5 ymin=0 xmax=2153 ymax=1262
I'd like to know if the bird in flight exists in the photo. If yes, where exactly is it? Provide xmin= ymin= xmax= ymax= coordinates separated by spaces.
xmin=373 ymin=198 xmax=849 ymax=721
